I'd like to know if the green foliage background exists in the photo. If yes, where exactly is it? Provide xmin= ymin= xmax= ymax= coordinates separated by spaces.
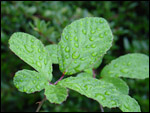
xmin=1 ymin=1 xmax=149 ymax=112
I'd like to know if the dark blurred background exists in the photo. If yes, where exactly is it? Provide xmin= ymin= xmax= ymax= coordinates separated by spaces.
xmin=1 ymin=1 xmax=149 ymax=112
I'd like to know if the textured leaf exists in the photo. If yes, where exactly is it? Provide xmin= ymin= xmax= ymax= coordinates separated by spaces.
xmin=93 ymin=57 xmax=103 ymax=69
xmin=58 ymin=76 xmax=140 ymax=112
xmin=58 ymin=17 xmax=113 ymax=75
xmin=77 ymin=72 xmax=92 ymax=77
xmin=9 ymin=32 xmax=52 ymax=81
xmin=13 ymin=69 xmax=48 ymax=93
xmin=119 ymin=95 xmax=141 ymax=112
xmin=45 ymin=44 xmax=58 ymax=64
xmin=45 ymin=84 xmax=68 ymax=104
xmin=84 ymin=68 xmax=93 ymax=76
xmin=101 ymin=53 xmax=149 ymax=79
xmin=100 ymin=77 xmax=129 ymax=95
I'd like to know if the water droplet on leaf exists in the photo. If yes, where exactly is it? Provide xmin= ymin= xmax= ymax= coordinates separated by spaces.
xmin=72 ymin=52 xmax=80 ymax=59
xmin=65 ymin=47 xmax=70 ymax=52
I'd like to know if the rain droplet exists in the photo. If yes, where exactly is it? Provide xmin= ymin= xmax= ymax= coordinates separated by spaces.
xmin=39 ymin=56 xmax=42 ymax=60
xmin=104 ymin=31 xmax=108 ymax=36
xmin=23 ymin=88 xmax=27 ymax=92
xmin=90 ymin=30 xmax=95 ymax=34
xmin=74 ymin=36 xmax=78 ymax=41
xmin=92 ymin=52 xmax=97 ymax=57
xmin=115 ymin=73 xmax=119 ymax=77
xmin=74 ymin=43 xmax=79 ymax=47
xmin=114 ymin=64 xmax=118 ymax=67
xmin=61 ymin=45 xmax=64 ymax=48
xmin=82 ymin=29 xmax=86 ymax=35
xmin=72 ymin=51 xmax=80 ymax=59
xmin=105 ymin=91 xmax=110 ymax=95
xmin=99 ymin=19 xmax=104 ymax=23
xmin=127 ymin=62 xmax=131 ymax=66
xmin=74 ymin=60 xmax=77 ymax=63
xmin=74 ymin=30 xmax=77 ymax=33
xmin=86 ymin=45 xmax=90 ymax=48
xmin=80 ymin=58 xmax=85 ymax=61
xmin=31 ymin=39 xmax=34 ymax=42
xmin=44 ymin=59 xmax=47 ymax=65
xmin=65 ymin=47 xmax=70 ymax=52
xmin=38 ymin=48 xmax=41 ymax=53
xmin=120 ymin=69 xmax=128 ymax=73
xmin=84 ymin=84 xmax=88 ymax=90
xmin=65 ymin=55 xmax=69 ymax=59
xmin=111 ymin=100 xmax=117 ymax=106
xmin=36 ymin=61 xmax=42 ymax=67
xmin=33 ymin=80 xmax=36 ymax=84
xmin=36 ymin=85 xmax=40 ymax=89
xmin=24 ymin=45 xmax=33 ymax=53
xmin=108 ymin=71 xmax=113 ymax=74
xmin=95 ymin=93 xmax=106 ymax=100
xmin=65 ymin=36 xmax=69 ymax=40
xmin=89 ymin=36 xmax=94 ymax=41
xmin=91 ymin=44 xmax=96 ymax=48
xmin=99 ymin=34 xmax=104 ymax=38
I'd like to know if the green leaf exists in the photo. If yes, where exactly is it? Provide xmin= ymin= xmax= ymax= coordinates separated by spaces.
xmin=77 ymin=72 xmax=92 ymax=78
xmin=93 ymin=57 xmax=103 ymax=69
xmin=13 ymin=69 xmax=48 ymax=94
xmin=58 ymin=76 xmax=120 ymax=108
xmin=84 ymin=68 xmax=93 ymax=76
xmin=45 ymin=84 xmax=68 ymax=104
xmin=119 ymin=95 xmax=141 ymax=112
xmin=45 ymin=44 xmax=58 ymax=64
xmin=58 ymin=76 xmax=140 ymax=112
xmin=100 ymin=77 xmax=129 ymax=95
xmin=9 ymin=32 xmax=52 ymax=81
xmin=58 ymin=17 xmax=113 ymax=75
xmin=101 ymin=53 xmax=149 ymax=79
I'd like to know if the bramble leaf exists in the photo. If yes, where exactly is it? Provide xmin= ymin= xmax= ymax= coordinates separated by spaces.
xmin=58 ymin=76 xmax=140 ymax=112
xmin=45 ymin=84 xmax=68 ymax=104
xmin=119 ymin=95 xmax=141 ymax=112
xmin=101 ymin=53 xmax=149 ymax=79
xmin=93 ymin=57 xmax=103 ymax=69
xmin=13 ymin=69 xmax=48 ymax=93
xmin=77 ymin=72 xmax=92 ymax=77
xmin=45 ymin=44 xmax=58 ymax=64
xmin=58 ymin=17 xmax=113 ymax=75
xmin=9 ymin=32 xmax=52 ymax=81
xmin=100 ymin=77 xmax=129 ymax=95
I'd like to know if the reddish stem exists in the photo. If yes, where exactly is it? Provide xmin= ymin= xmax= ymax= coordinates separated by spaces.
xmin=54 ymin=71 xmax=65 ymax=85
xmin=93 ymin=69 xmax=96 ymax=78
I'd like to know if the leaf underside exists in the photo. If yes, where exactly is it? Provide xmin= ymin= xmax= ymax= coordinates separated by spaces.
xmin=101 ymin=53 xmax=149 ymax=79
xmin=9 ymin=32 xmax=53 ymax=81
xmin=58 ymin=76 xmax=140 ymax=112
xmin=58 ymin=17 xmax=113 ymax=75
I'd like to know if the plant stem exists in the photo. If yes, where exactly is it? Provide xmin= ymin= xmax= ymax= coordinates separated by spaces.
xmin=92 ymin=69 xmax=104 ymax=112
xmin=100 ymin=104 xmax=104 ymax=112
xmin=36 ymin=96 xmax=46 ymax=112
xmin=54 ymin=71 xmax=65 ymax=85
xmin=92 ymin=69 xmax=96 ymax=78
